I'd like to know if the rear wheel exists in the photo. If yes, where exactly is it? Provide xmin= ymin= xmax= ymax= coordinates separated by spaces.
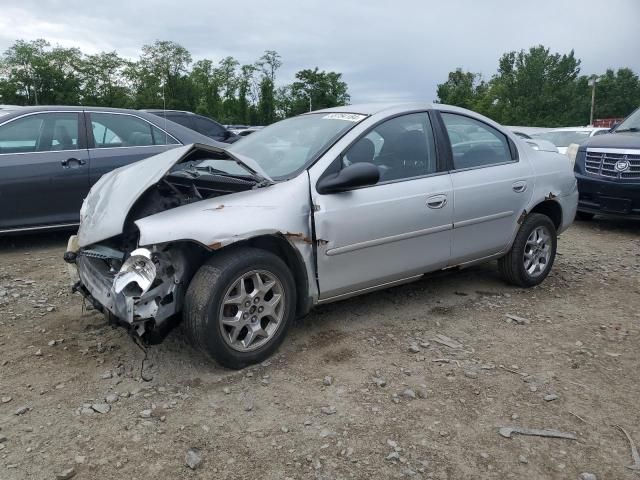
xmin=575 ymin=211 xmax=595 ymax=221
xmin=498 ymin=213 xmax=557 ymax=287
xmin=183 ymin=247 xmax=296 ymax=369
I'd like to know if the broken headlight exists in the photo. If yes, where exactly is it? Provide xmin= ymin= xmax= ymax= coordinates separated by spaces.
xmin=113 ymin=248 xmax=157 ymax=297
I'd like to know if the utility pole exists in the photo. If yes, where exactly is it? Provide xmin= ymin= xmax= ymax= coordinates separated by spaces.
xmin=588 ymin=75 xmax=599 ymax=126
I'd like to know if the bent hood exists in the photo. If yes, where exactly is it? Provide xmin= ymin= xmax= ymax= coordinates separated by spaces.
xmin=77 ymin=143 xmax=272 ymax=247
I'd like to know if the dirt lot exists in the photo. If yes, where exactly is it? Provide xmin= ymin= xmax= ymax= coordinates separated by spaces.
xmin=0 ymin=218 xmax=638 ymax=480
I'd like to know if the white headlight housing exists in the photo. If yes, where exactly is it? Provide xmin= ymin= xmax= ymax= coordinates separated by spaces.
xmin=113 ymin=248 xmax=157 ymax=296
xmin=566 ymin=143 xmax=579 ymax=166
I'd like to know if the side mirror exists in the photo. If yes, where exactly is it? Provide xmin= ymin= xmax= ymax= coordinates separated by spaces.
xmin=316 ymin=162 xmax=380 ymax=194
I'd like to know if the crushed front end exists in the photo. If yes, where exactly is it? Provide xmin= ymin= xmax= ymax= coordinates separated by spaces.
xmin=67 ymin=239 xmax=192 ymax=337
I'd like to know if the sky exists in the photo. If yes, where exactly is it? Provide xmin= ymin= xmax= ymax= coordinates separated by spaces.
xmin=0 ymin=0 xmax=639 ymax=104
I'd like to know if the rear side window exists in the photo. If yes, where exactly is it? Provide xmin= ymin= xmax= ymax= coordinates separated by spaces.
xmin=193 ymin=116 xmax=225 ymax=137
xmin=0 ymin=112 xmax=79 ymax=154
xmin=164 ymin=113 xmax=195 ymax=131
xmin=441 ymin=113 xmax=513 ymax=170
xmin=89 ymin=113 xmax=179 ymax=148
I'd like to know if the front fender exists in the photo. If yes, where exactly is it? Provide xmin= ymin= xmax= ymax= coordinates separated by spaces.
xmin=133 ymin=173 xmax=318 ymax=301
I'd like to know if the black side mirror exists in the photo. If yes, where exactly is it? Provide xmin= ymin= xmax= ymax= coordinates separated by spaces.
xmin=316 ymin=162 xmax=380 ymax=194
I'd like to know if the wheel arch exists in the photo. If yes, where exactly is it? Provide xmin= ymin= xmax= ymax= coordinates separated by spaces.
xmin=527 ymin=199 xmax=563 ymax=231
xmin=194 ymin=234 xmax=314 ymax=319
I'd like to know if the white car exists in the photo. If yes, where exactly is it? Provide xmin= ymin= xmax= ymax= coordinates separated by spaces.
xmin=532 ymin=127 xmax=610 ymax=154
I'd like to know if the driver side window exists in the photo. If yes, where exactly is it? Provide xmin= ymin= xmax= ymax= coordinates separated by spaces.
xmin=342 ymin=112 xmax=437 ymax=182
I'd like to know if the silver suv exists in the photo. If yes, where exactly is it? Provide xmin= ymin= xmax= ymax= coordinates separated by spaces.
xmin=66 ymin=104 xmax=578 ymax=369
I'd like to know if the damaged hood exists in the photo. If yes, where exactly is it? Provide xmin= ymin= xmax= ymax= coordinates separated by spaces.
xmin=77 ymin=144 xmax=272 ymax=247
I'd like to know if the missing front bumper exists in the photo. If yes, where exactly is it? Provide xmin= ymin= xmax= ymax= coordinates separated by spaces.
xmin=71 ymin=243 xmax=188 ymax=337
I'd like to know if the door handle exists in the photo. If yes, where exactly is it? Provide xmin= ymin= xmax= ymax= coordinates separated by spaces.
xmin=61 ymin=158 xmax=86 ymax=168
xmin=512 ymin=181 xmax=527 ymax=193
xmin=426 ymin=194 xmax=447 ymax=209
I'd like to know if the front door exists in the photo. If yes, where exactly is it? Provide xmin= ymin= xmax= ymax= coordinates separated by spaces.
xmin=312 ymin=112 xmax=453 ymax=300
xmin=0 ymin=111 xmax=89 ymax=230
xmin=438 ymin=112 xmax=534 ymax=263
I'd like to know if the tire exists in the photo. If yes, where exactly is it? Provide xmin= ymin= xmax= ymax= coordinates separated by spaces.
xmin=575 ymin=211 xmax=595 ymax=221
xmin=498 ymin=213 xmax=557 ymax=288
xmin=183 ymin=247 xmax=296 ymax=369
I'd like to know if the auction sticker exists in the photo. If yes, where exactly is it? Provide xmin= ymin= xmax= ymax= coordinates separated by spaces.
xmin=322 ymin=113 xmax=366 ymax=122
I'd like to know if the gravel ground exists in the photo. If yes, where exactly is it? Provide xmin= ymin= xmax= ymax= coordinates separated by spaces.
xmin=0 ymin=218 xmax=638 ymax=480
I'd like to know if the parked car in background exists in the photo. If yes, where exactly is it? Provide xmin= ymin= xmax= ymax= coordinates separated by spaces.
xmin=67 ymin=103 xmax=578 ymax=368
xmin=144 ymin=109 xmax=239 ymax=144
xmin=0 ymin=106 xmax=221 ymax=234
xmin=226 ymin=125 xmax=250 ymax=135
xmin=510 ymin=130 xmax=559 ymax=153
xmin=0 ymin=105 xmax=21 ymax=116
xmin=236 ymin=126 xmax=264 ymax=137
xmin=569 ymin=107 xmax=640 ymax=220
xmin=532 ymin=127 xmax=610 ymax=154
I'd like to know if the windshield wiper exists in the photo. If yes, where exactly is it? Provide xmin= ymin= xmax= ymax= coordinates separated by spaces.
xmin=188 ymin=164 xmax=273 ymax=187
xmin=615 ymin=127 xmax=640 ymax=133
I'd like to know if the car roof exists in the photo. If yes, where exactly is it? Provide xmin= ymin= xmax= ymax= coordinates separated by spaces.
xmin=143 ymin=109 xmax=194 ymax=115
xmin=313 ymin=103 xmax=436 ymax=116
xmin=4 ymin=105 xmax=162 ymax=114
xmin=547 ymin=126 xmax=602 ymax=132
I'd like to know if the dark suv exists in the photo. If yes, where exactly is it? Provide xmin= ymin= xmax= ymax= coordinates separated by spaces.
xmin=572 ymin=107 xmax=640 ymax=220
xmin=144 ymin=110 xmax=239 ymax=144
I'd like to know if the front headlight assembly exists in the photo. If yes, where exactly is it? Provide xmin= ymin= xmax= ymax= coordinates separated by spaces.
xmin=113 ymin=248 xmax=157 ymax=297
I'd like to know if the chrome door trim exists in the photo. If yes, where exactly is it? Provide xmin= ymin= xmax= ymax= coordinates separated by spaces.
xmin=86 ymin=111 xmax=181 ymax=145
xmin=0 ymin=222 xmax=79 ymax=234
xmin=0 ymin=110 xmax=182 ymax=156
xmin=453 ymin=210 xmax=514 ymax=229
xmin=325 ymin=223 xmax=452 ymax=256
xmin=316 ymin=274 xmax=423 ymax=304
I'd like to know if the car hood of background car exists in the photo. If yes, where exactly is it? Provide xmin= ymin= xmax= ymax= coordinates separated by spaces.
xmin=77 ymin=144 xmax=272 ymax=247
xmin=580 ymin=132 xmax=640 ymax=149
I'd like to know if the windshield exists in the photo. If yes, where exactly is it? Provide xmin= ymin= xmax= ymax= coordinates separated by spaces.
xmin=616 ymin=108 xmax=640 ymax=132
xmin=532 ymin=130 xmax=591 ymax=147
xmin=228 ymin=112 xmax=366 ymax=179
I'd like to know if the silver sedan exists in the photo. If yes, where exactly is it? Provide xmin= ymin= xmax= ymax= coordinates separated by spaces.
xmin=67 ymin=103 xmax=578 ymax=368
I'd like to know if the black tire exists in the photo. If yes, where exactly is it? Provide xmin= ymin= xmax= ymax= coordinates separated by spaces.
xmin=183 ymin=247 xmax=296 ymax=369
xmin=498 ymin=213 xmax=557 ymax=288
xmin=575 ymin=211 xmax=595 ymax=221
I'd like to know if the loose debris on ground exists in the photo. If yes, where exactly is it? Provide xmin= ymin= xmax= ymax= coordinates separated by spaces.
xmin=0 ymin=219 xmax=638 ymax=479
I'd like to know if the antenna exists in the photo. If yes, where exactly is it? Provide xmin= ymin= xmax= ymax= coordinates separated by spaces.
xmin=162 ymin=82 xmax=168 ymax=145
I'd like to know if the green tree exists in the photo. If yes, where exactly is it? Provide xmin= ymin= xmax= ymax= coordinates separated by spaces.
xmin=133 ymin=40 xmax=193 ymax=109
xmin=593 ymin=68 xmax=640 ymax=119
xmin=79 ymin=51 xmax=132 ymax=107
xmin=435 ymin=69 xmax=485 ymax=110
xmin=289 ymin=68 xmax=349 ymax=116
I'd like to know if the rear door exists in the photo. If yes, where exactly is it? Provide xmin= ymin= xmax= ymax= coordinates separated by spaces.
xmin=437 ymin=111 xmax=534 ymax=264
xmin=86 ymin=112 xmax=181 ymax=185
xmin=0 ymin=111 xmax=89 ymax=230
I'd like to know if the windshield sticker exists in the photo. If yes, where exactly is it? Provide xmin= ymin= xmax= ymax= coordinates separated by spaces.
xmin=322 ymin=113 xmax=366 ymax=122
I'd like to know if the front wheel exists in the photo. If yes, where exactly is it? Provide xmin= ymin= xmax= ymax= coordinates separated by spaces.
xmin=498 ymin=213 xmax=557 ymax=287
xmin=183 ymin=247 xmax=296 ymax=369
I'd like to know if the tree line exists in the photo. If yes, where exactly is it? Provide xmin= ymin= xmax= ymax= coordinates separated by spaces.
xmin=436 ymin=45 xmax=640 ymax=127
xmin=0 ymin=39 xmax=350 ymax=125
